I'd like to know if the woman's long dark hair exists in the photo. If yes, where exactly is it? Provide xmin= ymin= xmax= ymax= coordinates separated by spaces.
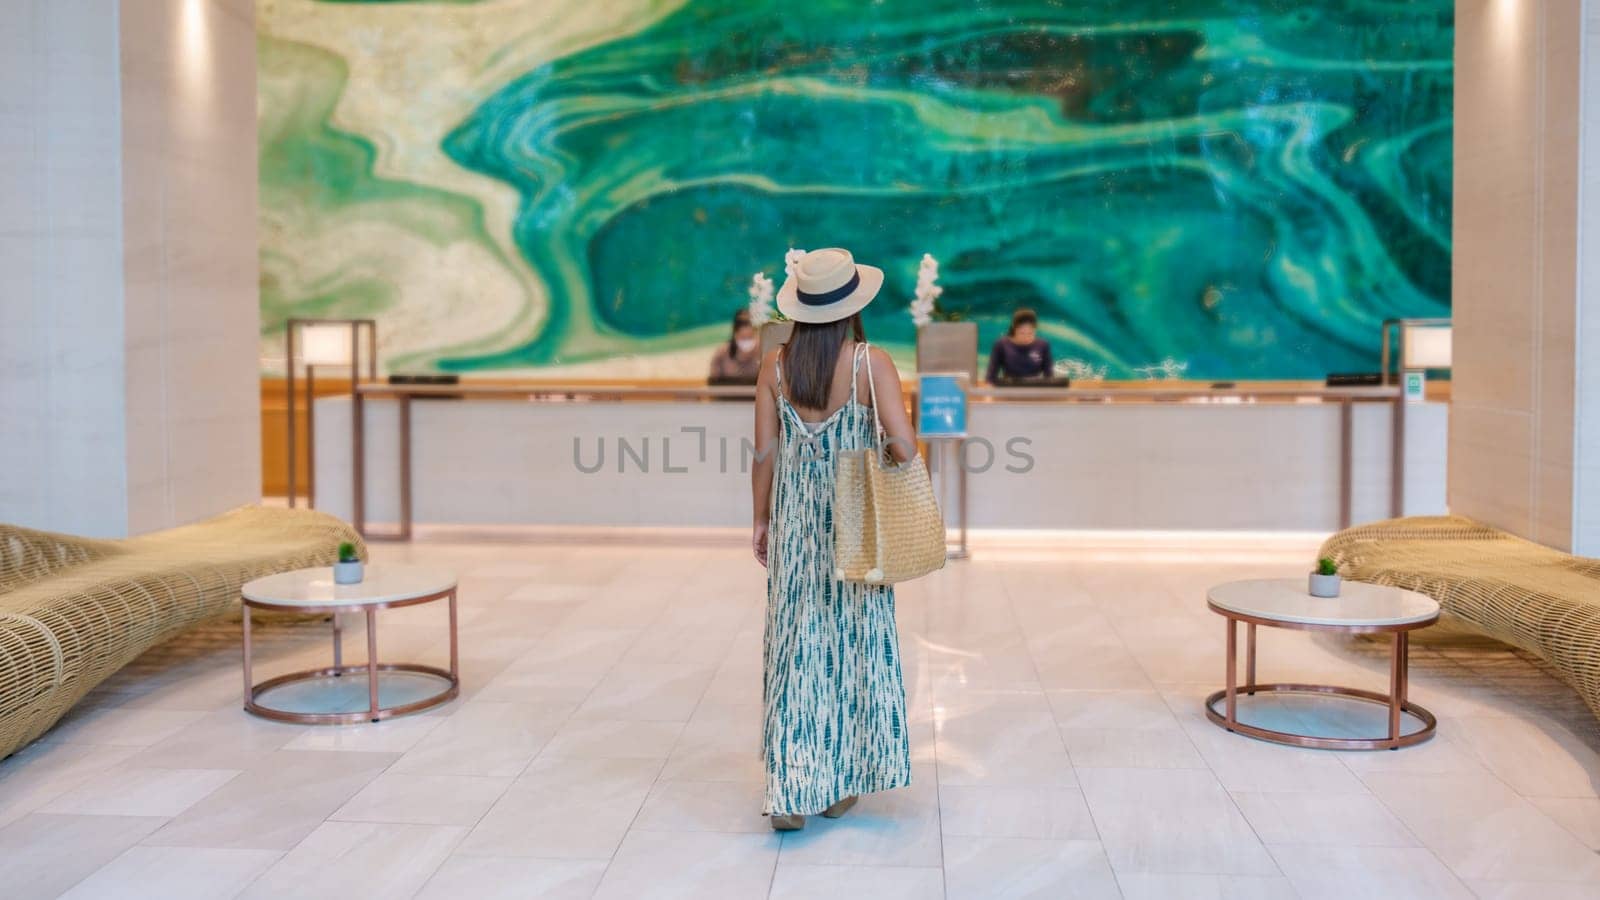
xmin=727 ymin=309 xmax=752 ymax=359
xmin=780 ymin=314 xmax=866 ymax=410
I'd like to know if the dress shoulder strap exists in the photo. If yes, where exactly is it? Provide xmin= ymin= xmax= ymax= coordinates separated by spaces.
xmin=850 ymin=342 xmax=868 ymax=404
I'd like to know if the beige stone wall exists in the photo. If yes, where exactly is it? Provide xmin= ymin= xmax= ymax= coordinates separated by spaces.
xmin=1451 ymin=0 xmax=1583 ymax=550
xmin=1578 ymin=4 xmax=1600 ymax=555
xmin=0 ymin=1 xmax=132 ymax=536
xmin=0 ymin=1 xmax=259 ymax=537
xmin=120 ymin=0 xmax=261 ymax=534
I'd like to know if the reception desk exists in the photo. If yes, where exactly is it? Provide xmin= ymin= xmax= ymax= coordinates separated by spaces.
xmin=311 ymin=383 xmax=1446 ymax=537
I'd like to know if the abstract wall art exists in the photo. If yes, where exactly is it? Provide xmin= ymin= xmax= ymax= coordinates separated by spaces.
xmin=259 ymin=0 xmax=1452 ymax=379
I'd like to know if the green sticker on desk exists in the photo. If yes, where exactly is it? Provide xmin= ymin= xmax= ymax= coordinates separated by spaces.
xmin=1404 ymin=370 xmax=1426 ymax=403
xmin=919 ymin=374 xmax=968 ymax=439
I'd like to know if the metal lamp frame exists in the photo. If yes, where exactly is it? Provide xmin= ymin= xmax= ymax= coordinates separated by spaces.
xmin=284 ymin=318 xmax=377 ymax=509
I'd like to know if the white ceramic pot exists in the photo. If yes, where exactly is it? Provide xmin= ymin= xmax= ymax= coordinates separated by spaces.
xmin=334 ymin=560 xmax=364 ymax=585
xmin=1308 ymin=573 xmax=1341 ymax=598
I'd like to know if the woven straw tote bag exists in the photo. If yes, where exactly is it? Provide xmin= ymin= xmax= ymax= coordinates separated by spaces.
xmin=834 ymin=345 xmax=947 ymax=584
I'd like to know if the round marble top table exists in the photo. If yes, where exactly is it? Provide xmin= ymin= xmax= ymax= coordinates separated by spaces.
xmin=1204 ymin=578 xmax=1440 ymax=751
xmin=240 ymin=565 xmax=458 ymax=725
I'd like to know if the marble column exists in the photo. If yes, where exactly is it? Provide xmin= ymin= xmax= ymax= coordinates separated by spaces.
xmin=0 ymin=0 xmax=260 ymax=538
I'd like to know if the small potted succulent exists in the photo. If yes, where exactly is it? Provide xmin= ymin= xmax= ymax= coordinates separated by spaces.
xmin=1309 ymin=557 xmax=1341 ymax=598
xmin=334 ymin=541 xmax=364 ymax=585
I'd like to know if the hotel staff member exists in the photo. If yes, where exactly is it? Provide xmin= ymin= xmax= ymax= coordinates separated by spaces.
xmin=986 ymin=308 xmax=1054 ymax=382
xmin=709 ymin=309 xmax=762 ymax=383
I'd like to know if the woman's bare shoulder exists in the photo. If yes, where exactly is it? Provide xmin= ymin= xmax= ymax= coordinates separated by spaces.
xmin=756 ymin=348 xmax=782 ymax=385
xmin=865 ymin=344 xmax=899 ymax=375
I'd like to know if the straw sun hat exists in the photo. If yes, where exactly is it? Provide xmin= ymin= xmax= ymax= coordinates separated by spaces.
xmin=776 ymin=248 xmax=884 ymax=324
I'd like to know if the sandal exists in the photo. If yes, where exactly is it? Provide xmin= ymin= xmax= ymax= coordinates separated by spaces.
xmin=821 ymin=796 xmax=858 ymax=819
xmin=769 ymin=814 xmax=806 ymax=831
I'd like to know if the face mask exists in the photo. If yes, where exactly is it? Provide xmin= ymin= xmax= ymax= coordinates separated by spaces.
xmin=735 ymin=337 xmax=758 ymax=353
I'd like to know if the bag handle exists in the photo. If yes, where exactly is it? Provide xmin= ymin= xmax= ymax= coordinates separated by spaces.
xmin=861 ymin=343 xmax=899 ymax=463
xmin=862 ymin=343 xmax=882 ymax=438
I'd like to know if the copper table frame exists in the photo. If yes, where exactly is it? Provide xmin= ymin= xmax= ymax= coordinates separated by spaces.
xmin=1203 ymin=601 xmax=1439 ymax=751
xmin=242 ymin=587 xmax=459 ymax=725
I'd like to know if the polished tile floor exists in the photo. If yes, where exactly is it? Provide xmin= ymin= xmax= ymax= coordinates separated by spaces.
xmin=3 ymin=534 xmax=1600 ymax=899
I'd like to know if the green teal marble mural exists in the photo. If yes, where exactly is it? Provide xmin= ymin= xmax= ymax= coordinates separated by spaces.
xmin=259 ymin=0 xmax=1452 ymax=379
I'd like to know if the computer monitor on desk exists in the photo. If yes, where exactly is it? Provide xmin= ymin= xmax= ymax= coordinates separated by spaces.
xmin=991 ymin=375 xmax=1072 ymax=389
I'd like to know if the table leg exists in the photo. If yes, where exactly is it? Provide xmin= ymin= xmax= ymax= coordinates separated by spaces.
xmin=1224 ymin=617 xmax=1237 ymax=730
xmin=332 ymin=613 xmax=343 ymax=674
xmin=1398 ymin=631 xmax=1410 ymax=707
xmin=242 ymin=601 xmax=253 ymax=707
xmin=366 ymin=607 xmax=380 ymax=723
xmin=1246 ymin=623 xmax=1257 ymax=695
xmin=398 ymin=395 xmax=413 ymax=541
xmin=1388 ymin=631 xmax=1404 ymax=744
xmin=448 ymin=590 xmax=459 ymax=680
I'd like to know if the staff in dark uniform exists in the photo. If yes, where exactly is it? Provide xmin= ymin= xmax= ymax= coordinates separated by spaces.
xmin=709 ymin=309 xmax=761 ymax=383
xmin=986 ymin=308 xmax=1054 ymax=383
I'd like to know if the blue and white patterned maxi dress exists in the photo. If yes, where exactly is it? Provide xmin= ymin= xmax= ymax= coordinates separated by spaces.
xmin=763 ymin=345 xmax=912 ymax=817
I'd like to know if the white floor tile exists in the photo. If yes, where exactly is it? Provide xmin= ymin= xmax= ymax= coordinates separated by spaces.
xmin=39 ymin=708 xmax=207 ymax=748
xmin=943 ymin=836 xmax=1120 ymax=900
xmin=59 ymin=846 xmax=280 ymax=900
xmin=1047 ymin=689 xmax=1180 ymax=729
xmin=633 ymin=779 xmax=770 ymax=833
xmin=0 ymin=813 xmax=165 ymax=900
xmin=1114 ymin=872 xmax=1298 ymax=899
xmin=1231 ymin=790 xmax=1418 ymax=847
xmin=1077 ymin=767 xmax=1277 ymax=876
xmin=1463 ymin=880 xmax=1600 ymax=900
xmin=1454 ymin=716 xmax=1600 ymax=798
xmin=935 ymin=705 xmax=1076 ymax=787
xmin=41 ymin=766 xmax=238 ymax=817
xmin=390 ymin=701 xmax=566 ymax=776
xmin=573 ymin=663 xmax=714 ymax=722
xmin=240 ymin=821 xmax=463 ymax=899
xmin=1061 ymin=726 xmax=1206 ymax=769
xmin=123 ymin=709 xmax=308 ymax=771
xmin=331 ymin=772 xmax=512 ymax=825
xmin=540 ymin=718 xmax=685 ymax=760
xmin=937 ymin=784 xmax=1099 ymax=840
xmin=768 ymin=863 xmax=944 ymax=899
xmin=1361 ymin=771 xmax=1600 ymax=883
xmin=1529 ymin=796 xmax=1600 ymax=850
xmin=145 ymin=750 xmax=397 ymax=850
xmin=0 ymin=743 xmax=140 ymax=828
xmin=593 ymin=829 xmax=780 ymax=899
xmin=456 ymin=756 xmax=662 ymax=859
xmin=416 ymin=856 xmax=607 ymax=900
xmin=281 ymin=713 xmax=445 ymax=753
xmin=659 ymin=702 xmax=764 ymax=784
xmin=1270 ymin=844 xmax=1472 ymax=899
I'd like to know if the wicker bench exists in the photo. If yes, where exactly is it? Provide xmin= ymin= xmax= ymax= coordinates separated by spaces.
xmin=0 ymin=506 xmax=361 ymax=759
xmin=1320 ymin=516 xmax=1600 ymax=722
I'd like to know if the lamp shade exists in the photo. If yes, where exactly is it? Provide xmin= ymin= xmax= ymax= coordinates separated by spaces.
xmin=300 ymin=323 xmax=354 ymax=366
xmin=1402 ymin=325 xmax=1452 ymax=369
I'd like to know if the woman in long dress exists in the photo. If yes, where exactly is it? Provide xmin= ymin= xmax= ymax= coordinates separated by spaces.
xmin=750 ymin=248 xmax=917 ymax=830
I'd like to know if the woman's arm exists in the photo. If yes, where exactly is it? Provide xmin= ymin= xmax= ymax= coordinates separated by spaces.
xmin=750 ymin=350 xmax=781 ymax=565
xmin=985 ymin=339 xmax=1003 ymax=384
xmin=1041 ymin=340 xmax=1054 ymax=377
xmin=867 ymin=346 xmax=917 ymax=463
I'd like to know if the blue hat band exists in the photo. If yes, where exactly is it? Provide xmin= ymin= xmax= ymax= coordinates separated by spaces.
xmin=796 ymin=270 xmax=860 ymax=307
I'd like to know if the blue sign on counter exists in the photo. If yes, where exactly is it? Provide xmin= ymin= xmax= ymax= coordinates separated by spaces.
xmin=918 ymin=374 xmax=968 ymax=439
